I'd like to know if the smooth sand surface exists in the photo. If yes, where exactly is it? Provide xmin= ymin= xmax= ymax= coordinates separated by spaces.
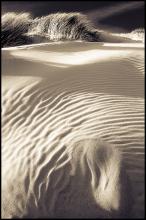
xmin=2 ymin=41 xmax=144 ymax=218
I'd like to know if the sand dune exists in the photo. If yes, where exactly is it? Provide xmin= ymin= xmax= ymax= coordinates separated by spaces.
xmin=2 ymin=42 xmax=144 ymax=218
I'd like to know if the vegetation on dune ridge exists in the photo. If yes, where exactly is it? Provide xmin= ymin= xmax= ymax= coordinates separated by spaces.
xmin=1 ymin=12 xmax=100 ymax=47
xmin=1 ymin=12 xmax=144 ymax=47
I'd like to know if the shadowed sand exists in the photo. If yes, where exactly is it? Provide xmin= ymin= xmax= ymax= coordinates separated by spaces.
xmin=2 ymin=42 xmax=144 ymax=218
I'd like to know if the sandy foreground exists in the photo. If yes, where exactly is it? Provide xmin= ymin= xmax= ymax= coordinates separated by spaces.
xmin=2 ymin=41 xmax=144 ymax=218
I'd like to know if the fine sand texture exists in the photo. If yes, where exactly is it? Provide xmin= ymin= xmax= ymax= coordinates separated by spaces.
xmin=2 ymin=41 xmax=144 ymax=218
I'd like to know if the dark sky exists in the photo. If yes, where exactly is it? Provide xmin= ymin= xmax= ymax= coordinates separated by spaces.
xmin=2 ymin=1 xmax=144 ymax=32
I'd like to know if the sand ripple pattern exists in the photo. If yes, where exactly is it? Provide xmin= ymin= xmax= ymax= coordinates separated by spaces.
xmin=2 ymin=42 xmax=144 ymax=218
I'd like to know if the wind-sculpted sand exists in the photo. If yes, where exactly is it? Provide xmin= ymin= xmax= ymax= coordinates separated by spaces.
xmin=2 ymin=42 xmax=144 ymax=218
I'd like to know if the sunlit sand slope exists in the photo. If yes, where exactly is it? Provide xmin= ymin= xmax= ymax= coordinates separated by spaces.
xmin=2 ymin=42 xmax=144 ymax=218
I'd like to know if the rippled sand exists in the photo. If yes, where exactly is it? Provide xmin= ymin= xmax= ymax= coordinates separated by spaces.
xmin=2 ymin=42 xmax=144 ymax=218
